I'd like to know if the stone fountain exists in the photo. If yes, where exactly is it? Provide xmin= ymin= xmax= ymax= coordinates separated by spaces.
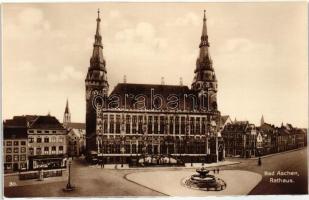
xmin=182 ymin=167 xmax=226 ymax=191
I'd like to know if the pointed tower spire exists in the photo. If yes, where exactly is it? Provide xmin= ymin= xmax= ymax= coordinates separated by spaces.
xmin=260 ymin=115 xmax=264 ymax=126
xmin=200 ymin=10 xmax=209 ymax=48
xmin=95 ymin=9 xmax=102 ymax=46
xmin=65 ymin=98 xmax=70 ymax=114
xmin=85 ymin=10 xmax=110 ymax=153
xmin=63 ymin=99 xmax=71 ymax=126
xmin=192 ymin=10 xmax=218 ymax=112
xmin=89 ymin=8 xmax=107 ymax=72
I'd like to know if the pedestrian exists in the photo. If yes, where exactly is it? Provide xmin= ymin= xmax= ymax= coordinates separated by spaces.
xmin=217 ymin=168 xmax=220 ymax=174
xmin=258 ymin=157 xmax=262 ymax=166
xmin=213 ymin=169 xmax=216 ymax=174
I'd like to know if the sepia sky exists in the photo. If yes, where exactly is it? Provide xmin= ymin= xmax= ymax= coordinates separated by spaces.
xmin=3 ymin=2 xmax=308 ymax=127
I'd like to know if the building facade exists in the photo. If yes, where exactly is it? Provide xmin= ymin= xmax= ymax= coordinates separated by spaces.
xmin=222 ymin=121 xmax=257 ymax=158
xmin=27 ymin=115 xmax=68 ymax=170
xmin=63 ymin=99 xmax=86 ymax=157
xmin=3 ymin=126 xmax=28 ymax=172
xmin=85 ymin=10 xmax=224 ymax=165
xmin=66 ymin=123 xmax=86 ymax=158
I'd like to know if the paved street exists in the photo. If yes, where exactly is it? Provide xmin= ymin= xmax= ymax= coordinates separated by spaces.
xmin=4 ymin=148 xmax=308 ymax=197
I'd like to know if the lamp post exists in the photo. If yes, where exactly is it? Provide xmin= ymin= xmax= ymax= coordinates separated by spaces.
xmin=100 ymin=138 xmax=104 ymax=168
xmin=121 ymin=144 xmax=125 ymax=168
xmin=63 ymin=160 xmax=74 ymax=192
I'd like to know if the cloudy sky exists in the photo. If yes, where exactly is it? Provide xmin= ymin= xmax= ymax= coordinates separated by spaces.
xmin=3 ymin=2 xmax=308 ymax=127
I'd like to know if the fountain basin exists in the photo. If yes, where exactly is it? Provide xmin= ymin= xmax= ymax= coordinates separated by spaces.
xmin=182 ymin=167 xmax=226 ymax=191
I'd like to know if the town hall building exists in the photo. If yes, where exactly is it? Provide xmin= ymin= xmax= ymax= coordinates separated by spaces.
xmin=85 ymin=10 xmax=224 ymax=166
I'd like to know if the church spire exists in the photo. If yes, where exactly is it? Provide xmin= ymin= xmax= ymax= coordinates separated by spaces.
xmin=192 ymin=10 xmax=217 ymax=92
xmin=261 ymin=115 xmax=265 ymax=126
xmin=63 ymin=98 xmax=71 ymax=127
xmin=65 ymin=98 xmax=70 ymax=114
xmin=89 ymin=8 xmax=106 ymax=71
xmin=94 ymin=9 xmax=102 ymax=47
xmin=199 ymin=10 xmax=209 ymax=48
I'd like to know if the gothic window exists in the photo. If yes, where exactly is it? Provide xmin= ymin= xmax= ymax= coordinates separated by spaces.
xmin=125 ymin=115 xmax=131 ymax=134
xmin=44 ymin=137 xmax=49 ymax=143
xmin=103 ymin=115 xmax=108 ymax=133
xmin=114 ymin=144 xmax=120 ymax=154
xmin=181 ymin=117 xmax=186 ymax=134
xmin=110 ymin=115 xmax=114 ymax=133
xmin=154 ymin=116 xmax=158 ymax=134
xmin=190 ymin=117 xmax=195 ymax=135
xmin=132 ymin=144 xmax=137 ymax=154
xmin=138 ymin=144 xmax=142 ymax=153
xmin=195 ymin=118 xmax=200 ymax=135
xmin=37 ymin=137 xmax=42 ymax=143
xmin=169 ymin=117 xmax=174 ymax=135
xmin=175 ymin=117 xmax=180 ymax=135
xmin=125 ymin=144 xmax=130 ymax=154
xmin=138 ymin=116 xmax=143 ymax=134
xmin=160 ymin=116 xmax=165 ymax=134
xmin=147 ymin=145 xmax=152 ymax=154
xmin=132 ymin=116 xmax=137 ymax=134
xmin=115 ymin=115 xmax=121 ymax=133
xmin=202 ymin=118 xmax=206 ymax=134
xmin=147 ymin=116 xmax=153 ymax=134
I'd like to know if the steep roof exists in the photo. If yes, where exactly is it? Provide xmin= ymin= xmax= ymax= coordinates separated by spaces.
xmin=220 ymin=115 xmax=230 ymax=125
xmin=109 ymin=83 xmax=198 ymax=111
xmin=222 ymin=121 xmax=250 ymax=133
xmin=259 ymin=123 xmax=276 ymax=133
xmin=29 ymin=115 xmax=64 ymax=130
xmin=4 ymin=115 xmax=37 ymax=127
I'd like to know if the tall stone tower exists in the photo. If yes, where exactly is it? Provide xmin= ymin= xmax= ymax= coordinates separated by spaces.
xmin=63 ymin=99 xmax=71 ymax=127
xmin=192 ymin=10 xmax=218 ymax=112
xmin=85 ymin=10 xmax=109 ymax=154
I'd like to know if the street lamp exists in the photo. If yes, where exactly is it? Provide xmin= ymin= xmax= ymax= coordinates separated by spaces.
xmin=100 ymin=138 xmax=104 ymax=168
xmin=121 ymin=145 xmax=125 ymax=168
xmin=63 ymin=160 xmax=74 ymax=192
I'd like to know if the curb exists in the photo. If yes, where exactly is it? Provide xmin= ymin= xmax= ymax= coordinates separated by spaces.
xmin=249 ymin=147 xmax=307 ymax=160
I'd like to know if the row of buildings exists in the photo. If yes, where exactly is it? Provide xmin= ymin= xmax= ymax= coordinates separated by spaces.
xmin=3 ymin=101 xmax=86 ymax=173
xmin=221 ymin=116 xmax=307 ymax=158
xmin=3 ymin=110 xmax=306 ymax=172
